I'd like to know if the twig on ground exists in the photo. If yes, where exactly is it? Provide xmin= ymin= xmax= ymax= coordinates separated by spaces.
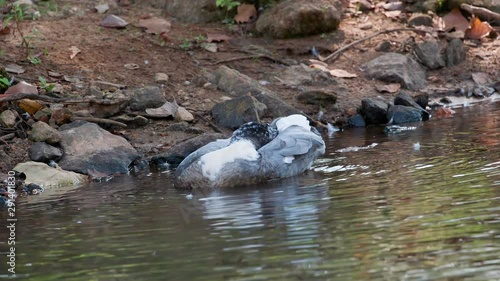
xmin=192 ymin=112 xmax=225 ymax=134
xmin=71 ymin=117 xmax=127 ymax=128
xmin=460 ymin=4 xmax=500 ymax=25
xmin=0 ymin=93 xmax=129 ymax=105
xmin=321 ymin=28 xmax=435 ymax=63
xmin=0 ymin=133 xmax=15 ymax=141
xmin=212 ymin=52 xmax=291 ymax=66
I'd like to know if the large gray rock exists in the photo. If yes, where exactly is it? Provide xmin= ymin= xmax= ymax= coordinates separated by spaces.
xmin=256 ymin=0 xmax=343 ymax=38
xmin=58 ymin=122 xmax=140 ymax=174
xmin=29 ymin=121 xmax=62 ymax=144
xmin=387 ymin=105 xmax=423 ymax=124
xmin=151 ymin=133 xmax=225 ymax=167
xmin=29 ymin=142 xmax=63 ymax=163
xmin=414 ymin=40 xmax=445 ymax=69
xmin=296 ymin=90 xmax=337 ymax=108
xmin=361 ymin=53 xmax=427 ymax=90
xmin=212 ymin=95 xmax=267 ymax=129
xmin=127 ymin=86 xmax=166 ymax=111
xmin=445 ymin=39 xmax=466 ymax=67
xmin=360 ymin=97 xmax=390 ymax=125
xmin=212 ymin=66 xmax=302 ymax=118
xmin=279 ymin=64 xmax=337 ymax=87
xmin=162 ymin=0 xmax=221 ymax=23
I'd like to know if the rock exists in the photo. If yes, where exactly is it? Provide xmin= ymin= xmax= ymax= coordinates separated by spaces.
xmin=375 ymin=41 xmax=392 ymax=52
xmin=0 ymin=110 xmax=17 ymax=128
xmin=127 ymin=86 xmax=166 ymax=111
xmin=29 ymin=142 xmax=63 ymax=163
xmin=213 ymin=66 xmax=302 ymax=118
xmin=58 ymin=122 xmax=140 ymax=174
xmin=95 ymin=3 xmax=109 ymax=14
xmin=408 ymin=13 xmax=433 ymax=27
xmin=361 ymin=53 xmax=427 ymax=90
xmin=212 ymin=95 xmax=267 ymax=129
xmin=387 ymin=105 xmax=423 ymax=124
xmin=256 ymin=0 xmax=343 ymax=38
xmin=296 ymin=90 xmax=337 ymax=108
xmin=414 ymin=93 xmax=429 ymax=109
xmin=51 ymin=108 xmax=73 ymax=126
xmin=394 ymin=91 xmax=430 ymax=120
xmin=166 ymin=122 xmax=205 ymax=134
xmin=348 ymin=114 xmax=366 ymax=127
xmin=445 ymin=39 xmax=466 ymax=67
xmin=90 ymin=90 xmax=129 ymax=118
xmin=360 ymin=97 xmax=390 ymax=125
xmin=414 ymin=40 xmax=445 ymax=69
xmin=151 ymin=133 xmax=225 ymax=167
xmin=13 ymin=161 xmax=88 ymax=188
xmin=111 ymin=114 xmax=149 ymax=128
xmin=154 ymin=73 xmax=169 ymax=83
xmin=163 ymin=0 xmax=221 ymax=23
xmin=33 ymin=107 xmax=52 ymax=123
xmin=394 ymin=91 xmax=425 ymax=111
xmin=29 ymin=121 xmax=62 ymax=144
xmin=279 ymin=64 xmax=336 ymax=87
xmin=175 ymin=106 xmax=194 ymax=122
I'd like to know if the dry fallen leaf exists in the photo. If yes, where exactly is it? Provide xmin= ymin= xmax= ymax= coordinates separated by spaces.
xmin=4 ymin=81 xmax=38 ymax=95
xmin=206 ymin=33 xmax=231 ymax=43
xmin=471 ymin=72 xmax=491 ymax=85
xmin=101 ymin=14 xmax=129 ymax=28
xmin=5 ymin=64 xmax=25 ymax=74
xmin=308 ymin=59 xmax=328 ymax=67
xmin=330 ymin=69 xmax=357 ymax=78
xmin=234 ymin=4 xmax=257 ymax=23
xmin=69 ymin=46 xmax=81 ymax=59
xmin=435 ymin=107 xmax=456 ymax=117
xmin=136 ymin=17 xmax=171 ymax=35
xmin=18 ymin=99 xmax=43 ymax=115
xmin=310 ymin=63 xmax=331 ymax=72
xmin=375 ymin=83 xmax=401 ymax=93
xmin=442 ymin=8 xmax=469 ymax=32
xmin=465 ymin=16 xmax=492 ymax=39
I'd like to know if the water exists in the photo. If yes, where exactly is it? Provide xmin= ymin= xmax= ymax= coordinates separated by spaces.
xmin=1 ymin=102 xmax=499 ymax=281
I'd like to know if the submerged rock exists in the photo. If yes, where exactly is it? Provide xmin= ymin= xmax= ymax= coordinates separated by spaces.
xmin=58 ymin=122 xmax=140 ymax=174
xmin=13 ymin=161 xmax=88 ymax=188
xmin=348 ymin=114 xmax=366 ymax=127
xmin=361 ymin=53 xmax=427 ymax=90
xmin=256 ymin=0 xmax=343 ymax=38
xmin=387 ymin=105 xmax=423 ymax=124
xmin=211 ymin=95 xmax=267 ymax=129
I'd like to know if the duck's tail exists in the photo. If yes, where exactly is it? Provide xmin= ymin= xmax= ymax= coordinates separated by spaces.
xmin=275 ymin=114 xmax=310 ymax=132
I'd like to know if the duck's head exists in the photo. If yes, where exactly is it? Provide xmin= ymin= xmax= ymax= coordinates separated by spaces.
xmin=230 ymin=122 xmax=278 ymax=149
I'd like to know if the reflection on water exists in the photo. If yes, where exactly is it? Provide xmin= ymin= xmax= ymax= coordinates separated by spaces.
xmin=1 ymin=103 xmax=499 ymax=281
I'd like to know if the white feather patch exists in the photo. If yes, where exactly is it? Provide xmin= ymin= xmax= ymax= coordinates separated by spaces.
xmin=198 ymin=140 xmax=259 ymax=181
xmin=276 ymin=114 xmax=310 ymax=132
xmin=283 ymin=156 xmax=294 ymax=163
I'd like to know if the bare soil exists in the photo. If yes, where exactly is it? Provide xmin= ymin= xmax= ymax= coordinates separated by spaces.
xmin=0 ymin=0 xmax=499 ymax=173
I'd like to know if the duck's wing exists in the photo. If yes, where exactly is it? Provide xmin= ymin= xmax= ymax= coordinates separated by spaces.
xmin=258 ymin=126 xmax=325 ymax=181
xmin=175 ymin=139 xmax=230 ymax=173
